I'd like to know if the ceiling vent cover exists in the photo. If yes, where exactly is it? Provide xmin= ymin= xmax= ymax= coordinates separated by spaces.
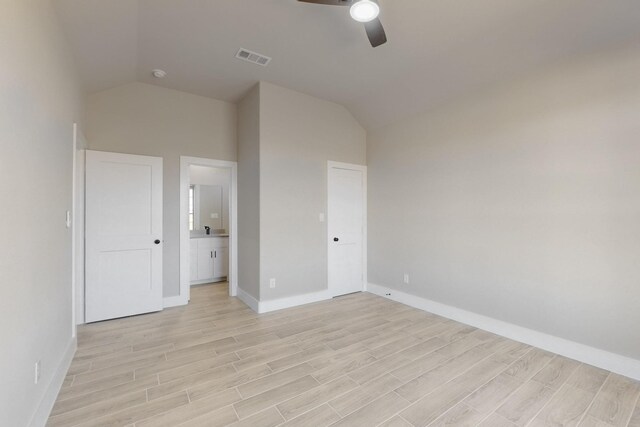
xmin=236 ymin=48 xmax=271 ymax=66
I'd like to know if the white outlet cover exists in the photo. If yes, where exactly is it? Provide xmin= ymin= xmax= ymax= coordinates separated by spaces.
xmin=210 ymin=213 xmax=219 ymax=219
xmin=66 ymin=211 xmax=71 ymax=228
xmin=319 ymin=213 xmax=325 ymax=222
xmin=269 ymin=278 xmax=276 ymax=288
xmin=403 ymin=274 xmax=410 ymax=284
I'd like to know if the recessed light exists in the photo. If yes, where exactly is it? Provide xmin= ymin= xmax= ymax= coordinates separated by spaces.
xmin=151 ymin=69 xmax=167 ymax=79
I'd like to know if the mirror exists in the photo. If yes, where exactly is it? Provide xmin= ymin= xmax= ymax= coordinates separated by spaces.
xmin=189 ymin=184 xmax=223 ymax=232
xmin=189 ymin=165 xmax=230 ymax=235
xmin=199 ymin=185 xmax=223 ymax=230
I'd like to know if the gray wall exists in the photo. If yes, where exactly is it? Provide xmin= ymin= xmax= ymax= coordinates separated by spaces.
xmin=0 ymin=1 xmax=84 ymax=424
xmin=237 ymin=84 xmax=261 ymax=300
xmin=368 ymin=46 xmax=640 ymax=360
xmin=259 ymin=82 xmax=366 ymax=300
xmin=86 ymin=82 xmax=237 ymax=297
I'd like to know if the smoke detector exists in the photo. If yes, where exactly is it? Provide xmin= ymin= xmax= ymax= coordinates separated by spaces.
xmin=235 ymin=48 xmax=271 ymax=67
xmin=151 ymin=69 xmax=167 ymax=78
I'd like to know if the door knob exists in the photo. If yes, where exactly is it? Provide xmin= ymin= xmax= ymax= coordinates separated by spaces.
xmin=333 ymin=237 xmax=339 ymax=242
xmin=154 ymin=239 xmax=161 ymax=244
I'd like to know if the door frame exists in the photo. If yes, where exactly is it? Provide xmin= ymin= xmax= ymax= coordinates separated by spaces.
xmin=179 ymin=156 xmax=238 ymax=303
xmin=327 ymin=161 xmax=368 ymax=296
xmin=71 ymin=123 xmax=78 ymax=336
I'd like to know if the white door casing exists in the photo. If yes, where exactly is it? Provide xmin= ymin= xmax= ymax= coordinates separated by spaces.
xmin=85 ymin=150 xmax=163 ymax=323
xmin=328 ymin=161 xmax=367 ymax=297
xmin=179 ymin=156 xmax=238 ymax=302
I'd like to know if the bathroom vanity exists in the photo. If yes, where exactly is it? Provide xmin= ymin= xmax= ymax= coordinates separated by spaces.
xmin=190 ymin=235 xmax=229 ymax=284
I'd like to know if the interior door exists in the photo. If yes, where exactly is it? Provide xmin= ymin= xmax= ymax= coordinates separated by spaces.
xmin=85 ymin=151 xmax=163 ymax=323
xmin=328 ymin=163 xmax=366 ymax=297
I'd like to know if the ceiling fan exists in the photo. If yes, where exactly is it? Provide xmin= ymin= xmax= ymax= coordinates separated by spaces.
xmin=298 ymin=0 xmax=387 ymax=48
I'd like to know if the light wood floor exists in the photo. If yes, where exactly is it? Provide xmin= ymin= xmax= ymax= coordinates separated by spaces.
xmin=49 ymin=283 xmax=640 ymax=427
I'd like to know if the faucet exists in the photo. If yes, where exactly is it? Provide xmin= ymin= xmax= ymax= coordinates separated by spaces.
xmin=204 ymin=226 xmax=211 ymax=235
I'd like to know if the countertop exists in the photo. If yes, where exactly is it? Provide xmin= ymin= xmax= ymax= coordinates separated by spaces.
xmin=190 ymin=234 xmax=229 ymax=239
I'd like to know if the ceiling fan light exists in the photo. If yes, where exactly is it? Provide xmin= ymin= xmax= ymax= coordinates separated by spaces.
xmin=350 ymin=0 xmax=379 ymax=23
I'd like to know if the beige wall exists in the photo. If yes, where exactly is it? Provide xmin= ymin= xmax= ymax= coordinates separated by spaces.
xmin=237 ymin=84 xmax=261 ymax=300
xmin=86 ymin=82 xmax=237 ymax=297
xmin=259 ymin=82 xmax=366 ymax=300
xmin=0 ymin=1 xmax=84 ymax=424
xmin=368 ymin=46 xmax=640 ymax=360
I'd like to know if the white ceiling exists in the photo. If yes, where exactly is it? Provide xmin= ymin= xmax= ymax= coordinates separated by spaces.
xmin=54 ymin=0 xmax=640 ymax=129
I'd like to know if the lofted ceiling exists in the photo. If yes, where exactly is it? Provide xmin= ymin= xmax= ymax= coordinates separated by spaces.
xmin=53 ymin=0 xmax=640 ymax=129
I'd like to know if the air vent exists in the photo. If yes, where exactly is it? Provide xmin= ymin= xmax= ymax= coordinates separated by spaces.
xmin=236 ymin=48 xmax=271 ymax=67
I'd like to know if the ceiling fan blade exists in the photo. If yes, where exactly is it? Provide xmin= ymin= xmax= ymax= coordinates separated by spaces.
xmin=297 ymin=0 xmax=352 ymax=6
xmin=364 ymin=17 xmax=387 ymax=47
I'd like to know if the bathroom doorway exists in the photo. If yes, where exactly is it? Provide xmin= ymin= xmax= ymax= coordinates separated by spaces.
xmin=179 ymin=157 xmax=238 ymax=304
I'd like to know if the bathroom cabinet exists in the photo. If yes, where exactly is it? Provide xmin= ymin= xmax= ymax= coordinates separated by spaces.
xmin=190 ymin=236 xmax=229 ymax=284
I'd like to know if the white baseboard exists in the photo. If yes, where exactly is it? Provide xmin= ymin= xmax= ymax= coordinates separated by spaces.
xmin=258 ymin=290 xmax=331 ymax=314
xmin=236 ymin=287 xmax=332 ymax=314
xmin=367 ymin=283 xmax=640 ymax=381
xmin=29 ymin=336 xmax=77 ymax=427
xmin=237 ymin=287 xmax=260 ymax=312
xmin=163 ymin=295 xmax=188 ymax=308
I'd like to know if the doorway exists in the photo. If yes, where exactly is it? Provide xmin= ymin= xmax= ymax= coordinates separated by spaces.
xmin=180 ymin=157 xmax=238 ymax=303
xmin=327 ymin=161 xmax=367 ymax=297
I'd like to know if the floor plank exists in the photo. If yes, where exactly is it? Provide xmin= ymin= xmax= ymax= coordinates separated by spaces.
xmin=586 ymin=373 xmax=640 ymax=427
xmin=495 ymin=380 xmax=556 ymax=426
xmin=528 ymin=383 xmax=597 ymax=427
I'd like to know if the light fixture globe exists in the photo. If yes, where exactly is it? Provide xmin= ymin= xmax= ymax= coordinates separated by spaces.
xmin=350 ymin=0 xmax=380 ymax=23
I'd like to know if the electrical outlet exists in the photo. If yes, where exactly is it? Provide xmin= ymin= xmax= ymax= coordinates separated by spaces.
xmin=269 ymin=278 xmax=276 ymax=289
xmin=403 ymin=273 xmax=410 ymax=284
xmin=319 ymin=213 xmax=325 ymax=223
xmin=34 ymin=360 xmax=41 ymax=384
xmin=65 ymin=211 xmax=71 ymax=228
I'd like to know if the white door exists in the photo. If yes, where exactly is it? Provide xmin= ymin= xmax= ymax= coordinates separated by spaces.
xmin=328 ymin=163 xmax=366 ymax=297
xmin=85 ymin=151 xmax=163 ymax=323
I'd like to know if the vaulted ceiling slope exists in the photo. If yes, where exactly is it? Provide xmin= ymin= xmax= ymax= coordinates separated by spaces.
xmin=54 ymin=0 xmax=640 ymax=130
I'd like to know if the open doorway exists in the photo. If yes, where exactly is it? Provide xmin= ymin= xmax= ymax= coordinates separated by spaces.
xmin=179 ymin=157 xmax=238 ymax=303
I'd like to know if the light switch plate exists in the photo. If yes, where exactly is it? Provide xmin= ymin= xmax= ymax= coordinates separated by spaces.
xmin=210 ymin=213 xmax=219 ymax=219
xmin=319 ymin=213 xmax=325 ymax=223
xmin=65 ymin=211 xmax=71 ymax=228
